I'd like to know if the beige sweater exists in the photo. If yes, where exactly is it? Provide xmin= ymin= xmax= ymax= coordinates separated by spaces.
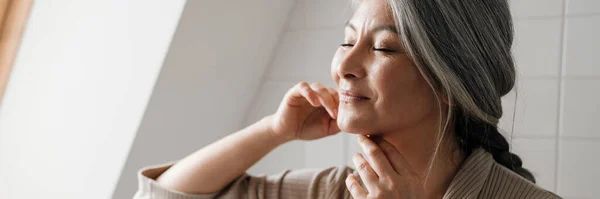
xmin=134 ymin=149 xmax=560 ymax=199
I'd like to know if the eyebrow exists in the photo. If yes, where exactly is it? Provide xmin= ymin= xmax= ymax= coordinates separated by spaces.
xmin=345 ymin=22 xmax=398 ymax=34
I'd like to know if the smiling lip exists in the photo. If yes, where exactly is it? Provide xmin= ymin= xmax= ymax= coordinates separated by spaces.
xmin=340 ymin=90 xmax=370 ymax=102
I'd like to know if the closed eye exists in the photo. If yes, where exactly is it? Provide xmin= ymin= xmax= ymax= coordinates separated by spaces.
xmin=341 ymin=44 xmax=400 ymax=53
xmin=374 ymin=48 xmax=396 ymax=53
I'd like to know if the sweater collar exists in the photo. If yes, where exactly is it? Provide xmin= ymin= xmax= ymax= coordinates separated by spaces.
xmin=443 ymin=148 xmax=494 ymax=199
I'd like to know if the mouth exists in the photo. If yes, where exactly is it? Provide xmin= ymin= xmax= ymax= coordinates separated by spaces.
xmin=340 ymin=90 xmax=370 ymax=102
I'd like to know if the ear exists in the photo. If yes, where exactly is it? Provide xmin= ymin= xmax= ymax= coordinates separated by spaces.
xmin=439 ymin=91 xmax=454 ymax=106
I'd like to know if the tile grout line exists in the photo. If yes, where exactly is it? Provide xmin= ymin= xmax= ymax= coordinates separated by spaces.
xmin=513 ymin=135 xmax=600 ymax=140
xmin=564 ymin=12 xmax=600 ymax=18
xmin=554 ymin=0 xmax=569 ymax=194
xmin=511 ymin=12 xmax=600 ymax=20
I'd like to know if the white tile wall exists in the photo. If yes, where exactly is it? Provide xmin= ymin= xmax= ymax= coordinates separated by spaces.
xmin=567 ymin=0 xmax=600 ymax=16
xmin=512 ymin=137 xmax=557 ymax=191
xmin=512 ymin=18 xmax=562 ymax=77
xmin=513 ymin=79 xmax=560 ymax=137
xmin=305 ymin=133 xmax=347 ymax=168
xmin=287 ymin=0 xmax=353 ymax=30
xmin=345 ymin=134 xmax=362 ymax=167
xmin=266 ymin=29 xmax=341 ymax=82
xmin=558 ymin=139 xmax=600 ymax=198
xmin=564 ymin=16 xmax=600 ymax=76
xmin=244 ymin=81 xmax=296 ymax=125
xmin=248 ymin=0 xmax=600 ymax=198
xmin=499 ymin=79 xmax=560 ymax=139
xmin=556 ymin=1 xmax=600 ymax=196
xmin=286 ymin=0 xmax=307 ymax=30
xmin=561 ymin=79 xmax=600 ymax=138
xmin=510 ymin=0 xmax=564 ymax=18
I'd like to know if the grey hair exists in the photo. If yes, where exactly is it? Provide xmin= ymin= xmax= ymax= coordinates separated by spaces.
xmin=351 ymin=0 xmax=534 ymax=182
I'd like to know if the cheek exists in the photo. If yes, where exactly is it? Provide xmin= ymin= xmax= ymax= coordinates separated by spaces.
xmin=372 ymin=62 xmax=437 ymax=127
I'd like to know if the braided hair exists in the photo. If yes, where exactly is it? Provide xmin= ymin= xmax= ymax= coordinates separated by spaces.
xmin=454 ymin=109 xmax=535 ymax=182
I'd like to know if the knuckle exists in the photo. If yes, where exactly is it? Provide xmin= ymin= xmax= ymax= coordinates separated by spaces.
xmin=366 ymin=147 xmax=382 ymax=157
xmin=317 ymin=87 xmax=328 ymax=94
xmin=380 ymin=143 xmax=394 ymax=152
xmin=298 ymin=82 xmax=310 ymax=91
xmin=386 ymin=182 xmax=397 ymax=191
xmin=358 ymin=135 xmax=368 ymax=143
xmin=313 ymin=84 xmax=325 ymax=91
xmin=369 ymin=190 xmax=384 ymax=199
xmin=358 ymin=162 xmax=369 ymax=171
xmin=380 ymin=176 xmax=394 ymax=185
xmin=382 ymin=180 xmax=397 ymax=190
xmin=297 ymin=81 xmax=308 ymax=87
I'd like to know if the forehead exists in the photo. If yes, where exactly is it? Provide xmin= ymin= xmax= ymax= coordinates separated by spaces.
xmin=350 ymin=0 xmax=395 ymax=28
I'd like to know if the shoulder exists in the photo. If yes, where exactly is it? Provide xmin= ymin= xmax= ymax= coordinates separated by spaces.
xmin=479 ymin=162 xmax=561 ymax=199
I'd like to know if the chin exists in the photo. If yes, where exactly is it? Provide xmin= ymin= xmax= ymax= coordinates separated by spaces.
xmin=337 ymin=113 xmax=376 ymax=135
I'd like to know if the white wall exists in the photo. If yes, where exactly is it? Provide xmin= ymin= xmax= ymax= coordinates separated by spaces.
xmin=112 ymin=1 xmax=297 ymax=198
xmin=502 ymin=0 xmax=600 ymax=198
xmin=0 ymin=1 xmax=185 ymax=199
xmin=249 ymin=0 xmax=600 ymax=198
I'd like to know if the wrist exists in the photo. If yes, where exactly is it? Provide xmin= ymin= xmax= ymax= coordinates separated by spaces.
xmin=259 ymin=115 xmax=295 ymax=144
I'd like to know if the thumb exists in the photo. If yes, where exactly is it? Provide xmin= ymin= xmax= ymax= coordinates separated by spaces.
xmin=328 ymin=118 xmax=341 ymax=135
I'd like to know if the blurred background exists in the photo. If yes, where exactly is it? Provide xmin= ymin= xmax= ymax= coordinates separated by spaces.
xmin=0 ymin=0 xmax=598 ymax=198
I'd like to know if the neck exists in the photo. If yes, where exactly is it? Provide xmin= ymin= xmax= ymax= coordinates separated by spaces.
xmin=381 ymin=117 xmax=464 ymax=198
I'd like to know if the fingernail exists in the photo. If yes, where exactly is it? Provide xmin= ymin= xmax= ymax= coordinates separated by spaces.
xmin=333 ymin=108 xmax=338 ymax=118
xmin=347 ymin=181 xmax=354 ymax=189
xmin=345 ymin=176 xmax=355 ymax=189
xmin=358 ymin=135 xmax=366 ymax=142
xmin=353 ymin=153 xmax=361 ymax=162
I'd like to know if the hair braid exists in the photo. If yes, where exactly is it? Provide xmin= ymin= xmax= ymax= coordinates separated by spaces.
xmin=454 ymin=109 xmax=535 ymax=183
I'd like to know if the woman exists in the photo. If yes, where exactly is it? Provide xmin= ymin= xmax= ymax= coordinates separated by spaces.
xmin=135 ymin=0 xmax=560 ymax=198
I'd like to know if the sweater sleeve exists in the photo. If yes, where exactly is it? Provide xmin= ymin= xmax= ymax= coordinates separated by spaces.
xmin=133 ymin=162 xmax=356 ymax=199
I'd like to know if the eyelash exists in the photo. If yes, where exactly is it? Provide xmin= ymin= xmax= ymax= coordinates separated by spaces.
xmin=340 ymin=43 xmax=396 ymax=53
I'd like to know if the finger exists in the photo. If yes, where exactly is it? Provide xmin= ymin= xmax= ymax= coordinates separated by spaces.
xmin=327 ymin=87 xmax=339 ymax=106
xmin=290 ymin=82 xmax=320 ymax=107
xmin=358 ymin=135 xmax=396 ymax=177
xmin=327 ymin=88 xmax=340 ymax=122
xmin=309 ymin=83 xmax=336 ymax=118
xmin=353 ymin=153 xmax=379 ymax=191
xmin=327 ymin=117 xmax=341 ymax=136
xmin=372 ymin=136 xmax=418 ymax=176
xmin=345 ymin=174 xmax=368 ymax=198
xmin=309 ymin=83 xmax=337 ymax=119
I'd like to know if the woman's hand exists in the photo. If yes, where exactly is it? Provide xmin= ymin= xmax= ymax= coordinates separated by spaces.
xmin=346 ymin=135 xmax=426 ymax=199
xmin=268 ymin=82 xmax=341 ymax=141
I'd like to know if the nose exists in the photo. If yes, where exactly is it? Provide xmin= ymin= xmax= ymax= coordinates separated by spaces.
xmin=336 ymin=46 xmax=366 ymax=80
